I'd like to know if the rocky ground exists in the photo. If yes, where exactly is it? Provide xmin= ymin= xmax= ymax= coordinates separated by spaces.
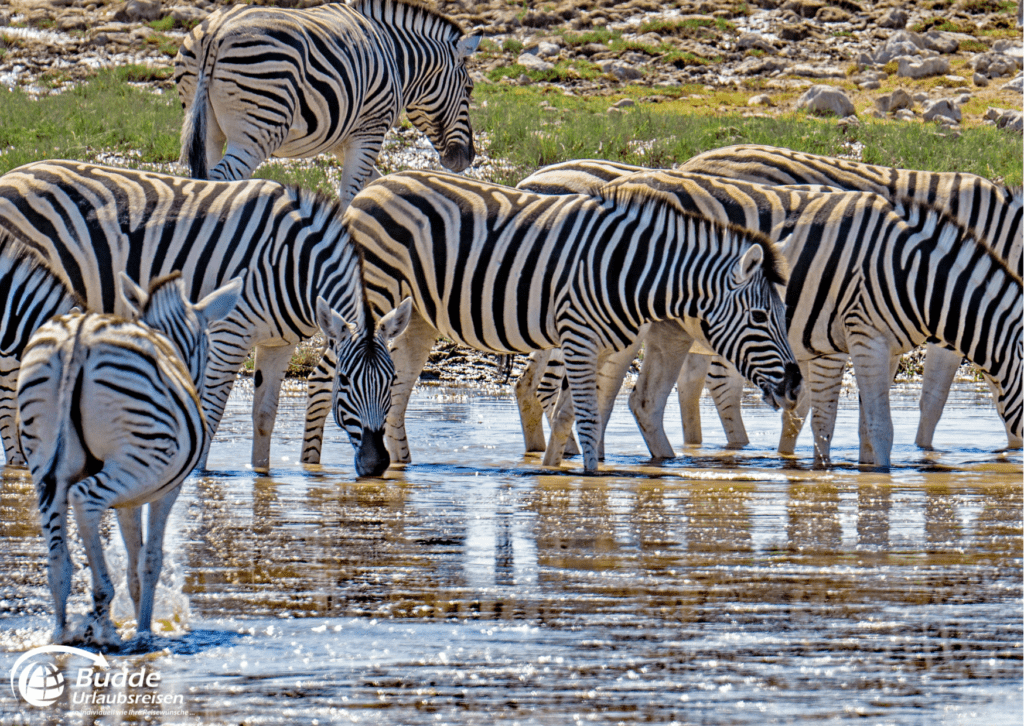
xmin=1 ymin=0 xmax=1018 ymax=385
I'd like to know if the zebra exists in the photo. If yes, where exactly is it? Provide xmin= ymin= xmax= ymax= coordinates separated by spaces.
xmin=18 ymin=272 xmax=241 ymax=646
xmin=0 ymin=160 xmax=411 ymax=475
xmin=304 ymin=170 xmax=801 ymax=472
xmin=174 ymin=0 xmax=479 ymax=209
xmin=604 ymin=170 xmax=1022 ymax=467
xmin=679 ymin=144 xmax=1024 ymax=449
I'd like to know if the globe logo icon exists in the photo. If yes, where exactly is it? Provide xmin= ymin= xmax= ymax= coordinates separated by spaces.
xmin=18 ymin=661 xmax=65 ymax=707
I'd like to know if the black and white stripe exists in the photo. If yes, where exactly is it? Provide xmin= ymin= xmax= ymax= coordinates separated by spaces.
xmin=175 ymin=0 xmax=479 ymax=208
xmin=306 ymin=170 xmax=800 ymax=471
xmin=680 ymin=144 xmax=1023 ymax=449
xmin=17 ymin=273 xmax=240 ymax=645
xmin=0 ymin=160 xmax=408 ymax=475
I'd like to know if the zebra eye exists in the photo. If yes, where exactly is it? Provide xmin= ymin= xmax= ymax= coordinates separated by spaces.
xmin=751 ymin=310 xmax=769 ymax=324
xmin=338 ymin=372 xmax=351 ymax=387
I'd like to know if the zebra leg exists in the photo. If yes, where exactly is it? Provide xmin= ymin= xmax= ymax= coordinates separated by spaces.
xmin=0 ymin=362 xmax=26 ymax=466
xmin=535 ymin=353 xmax=582 ymax=457
xmin=706 ymin=357 xmax=749 ymax=448
xmin=68 ymin=472 xmax=125 ymax=647
xmin=676 ymin=353 xmax=709 ymax=446
xmin=848 ymin=335 xmax=898 ymax=469
xmin=136 ymin=488 xmax=182 ymax=635
xmin=595 ymin=335 xmax=645 ymax=460
xmin=985 ymin=373 xmax=1024 ymax=449
xmin=386 ymin=309 xmax=438 ymax=464
xmin=302 ymin=350 xmax=333 ymax=464
xmin=629 ymin=320 xmax=693 ymax=459
xmin=196 ymin=326 xmax=255 ymax=469
xmin=806 ymin=355 xmax=848 ymax=467
xmin=857 ymin=353 xmax=901 ymax=466
xmin=542 ymin=381 xmax=577 ymax=468
xmin=558 ymin=338 xmax=604 ymax=472
xmin=41 ymin=495 xmax=74 ymax=644
xmin=115 ymin=506 xmax=144 ymax=623
xmin=251 ymin=343 xmax=296 ymax=470
xmin=514 ymin=350 xmax=552 ymax=453
xmin=334 ymin=135 xmax=386 ymax=211
xmin=916 ymin=344 xmax=960 ymax=449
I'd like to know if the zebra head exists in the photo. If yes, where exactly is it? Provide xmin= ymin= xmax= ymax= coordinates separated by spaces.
xmin=404 ymin=34 xmax=479 ymax=173
xmin=119 ymin=272 xmax=243 ymax=390
xmin=697 ymin=237 xmax=802 ymax=412
xmin=315 ymin=296 xmax=413 ymax=477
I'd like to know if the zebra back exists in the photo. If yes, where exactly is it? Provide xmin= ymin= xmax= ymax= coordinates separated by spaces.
xmin=679 ymin=144 xmax=1023 ymax=272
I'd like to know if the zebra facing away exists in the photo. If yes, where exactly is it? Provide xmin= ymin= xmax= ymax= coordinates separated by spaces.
xmin=18 ymin=272 xmax=241 ymax=646
xmin=679 ymin=144 xmax=1024 ymax=449
xmin=175 ymin=0 xmax=479 ymax=209
xmin=0 ymin=160 xmax=410 ymax=476
xmin=305 ymin=170 xmax=802 ymax=472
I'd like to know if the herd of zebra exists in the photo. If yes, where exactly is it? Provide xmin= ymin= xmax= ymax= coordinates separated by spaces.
xmin=0 ymin=0 xmax=1019 ymax=646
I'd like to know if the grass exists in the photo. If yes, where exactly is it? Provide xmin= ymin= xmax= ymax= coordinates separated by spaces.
xmin=486 ymin=59 xmax=603 ymax=84
xmin=638 ymin=17 xmax=736 ymax=38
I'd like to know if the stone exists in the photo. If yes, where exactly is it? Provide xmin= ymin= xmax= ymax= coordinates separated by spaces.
xmin=816 ymin=6 xmax=850 ymax=22
xmin=876 ymin=88 xmax=913 ymax=114
xmin=598 ymin=60 xmax=643 ymax=81
xmin=894 ymin=109 xmax=917 ymax=122
xmin=922 ymin=98 xmax=962 ymax=123
xmin=56 ymin=12 xmax=89 ymax=31
xmin=517 ymin=53 xmax=554 ymax=72
xmin=996 ymin=110 xmax=1023 ymax=133
xmin=913 ymin=92 xmax=930 ymax=103
xmin=877 ymin=8 xmax=907 ymax=29
xmin=858 ymin=80 xmax=881 ymax=90
xmin=897 ymin=56 xmax=950 ymax=79
xmin=1002 ymin=72 xmax=1024 ymax=92
xmin=955 ymin=92 xmax=972 ymax=105
xmin=111 ymin=0 xmax=162 ymax=23
xmin=973 ymin=71 xmax=990 ymax=86
xmin=737 ymin=33 xmax=777 ymax=54
xmin=972 ymin=52 xmax=1018 ymax=78
xmin=577 ymin=42 xmax=608 ymax=56
xmin=779 ymin=22 xmax=813 ymax=41
xmin=920 ymin=31 xmax=964 ymax=54
xmin=613 ymin=98 xmax=635 ymax=108
xmin=535 ymin=41 xmax=561 ymax=58
xmin=795 ymin=84 xmax=855 ymax=117
xmin=781 ymin=0 xmax=825 ymax=19
xmin=167 ymin=5 xmax=207 ymax=26
xmin=748 ymin=94 xmax=773 ymax=106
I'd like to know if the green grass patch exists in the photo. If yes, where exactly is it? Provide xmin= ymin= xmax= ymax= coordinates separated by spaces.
xmin=147 ymin=16 xmax=176 ymax=32
xmin=639 ymin=16 xmax=735 ymax=37
xmin=502 ymin=38 xmax=524 ymax=55
xmin=486 ymin=59 xmax=602 ymax=84
xmin=910 ymin=16 xmax=977 ymax=33
xmin=957 ymin=38 xmax=988 ymax=53
xmin=0 ymin=70 xmax=182 ymax=175
xmin=561 ymin=27 xmax=622 ymax=47
xmin=471 ymin=85 xmax=1023 ymax=187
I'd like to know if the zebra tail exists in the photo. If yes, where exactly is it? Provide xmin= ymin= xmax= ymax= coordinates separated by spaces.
xmin=180 ymin=65 xmax=210 ymax=179
xmin=36 ymin=329 xmax=87 ymax=513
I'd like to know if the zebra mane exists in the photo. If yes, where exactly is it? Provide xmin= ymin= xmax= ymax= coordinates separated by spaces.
xmin=351 ymin=0 xmax=464 ymax=42
xmin=594 ymin=182 xmax=789 ymax=287
xmin=0 ymin=229 xmax=84 ymax=308
xmin=1008 ymin=184 xmax=1023 ymax=205
xmin=904 ymin=199 xmax=1023 ymax=285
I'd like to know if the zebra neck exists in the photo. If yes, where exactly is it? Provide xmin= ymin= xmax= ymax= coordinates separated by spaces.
xmin=365 ymin=18 xmax=449 ymax=102
xmin=302 ymin=234 xmax=370 ymax=335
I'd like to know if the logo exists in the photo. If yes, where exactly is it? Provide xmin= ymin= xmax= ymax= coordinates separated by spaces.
xmin=10 ymin=645 xmax=108 ymax=708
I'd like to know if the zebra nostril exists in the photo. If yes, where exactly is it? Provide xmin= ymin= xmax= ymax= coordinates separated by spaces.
xmin=355 ymin=428 xmax=390 ymax=477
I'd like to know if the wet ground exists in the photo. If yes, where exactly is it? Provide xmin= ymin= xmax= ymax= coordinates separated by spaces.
xmin=1 ymin=378 xmax=1021 ymax=725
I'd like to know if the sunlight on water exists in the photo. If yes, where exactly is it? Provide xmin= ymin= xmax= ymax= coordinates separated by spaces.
xmin=0 ymin=378 xmax=1020 ymax=724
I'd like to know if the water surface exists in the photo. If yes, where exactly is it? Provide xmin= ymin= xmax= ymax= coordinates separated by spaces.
xmin=1 ymin=379 xmax=1020 ymax=724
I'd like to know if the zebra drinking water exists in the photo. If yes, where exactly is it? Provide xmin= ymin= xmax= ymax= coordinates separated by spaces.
xmin=303 ymin=171 xmax=801 ymax=471
xmin=18 ymin=271 xmax=241 ymax=646
xmin=0 ymin=160 xmax=410 ymax=475
xmin=175 ymin=0 xmax=479 ymax=209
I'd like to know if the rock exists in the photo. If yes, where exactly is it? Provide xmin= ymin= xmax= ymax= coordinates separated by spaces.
xmin=922 ymin=98 xmax=962 ymax=123
xmin=1002 ymin=72 xmax=1024 ymax=92
xmin=56 ymin=12 xmax=89 ymax=31
xmin=613 ymin=98 xmax=635 ymax=108
xmin=859 ymin=80 xmax=881 ymax=90
xmin=167 ymin=5 xmax=207 ymax=27
xmin=778 ymin=22 xmax=813 ymax=42
xmin=894 ymin=108 xmax=917 ymax=122
xmin=517 ymin=53 xmax=554 ymax=72
xmin=873 ymin=30 xmax=928 ymax=64
xmin=913 ymin=92 xmax=930 ymax=103
xmin=111 ymin=0 xmax=162 ymax=23
xmin=920 ymin=31 xmax=970 ymax=54
xmin=748 ymin=94 xmax=773 ymax=106
xmin=877 ymin=8 xmax=907 ymax=29
xmin=943 ymin=74 xmax=968 ymax=86
xmin=781 ymin=0 xmax=825 ymax=19
xmin=998 ymin=111 xmax=1023 ymax=133
xmin=897 ymin=56 xmax=950 ymax=79
xmin=836 ymin=115 xmax=859 ymax=129
xmin=607 ymin=106 xmax=624 ymax=116
xmin=737 ymin=33 xmax=777 ymax=54
xmin=972 ymin=51 xmax=1019 ymax=78
xmin=973 ymin=71 xmax=990 ymax=86
xmin=954 ymin=92 xmax=972 ymax=105
xmin=598 ymin=60 xmax=643 ymax=81
xmin=795 ymin=84 xmax=855 ymax=117
xmin=577 ymin=42 xmax=608 ymax=56
xmin=876 ymin=88 xmax=913 ymax=114
xmin=816 ymin=6 xmax=850 ymax=22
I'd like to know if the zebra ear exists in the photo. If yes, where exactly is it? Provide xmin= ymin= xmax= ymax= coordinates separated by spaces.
xmin=377 ymin=298 xmax=413 ymax=344
xmin=316 ymin=296 xmax=358 ymax=343
xmin=195 ymin=275 xmax=244 ymax=323
xmin=119 ymin=272 xmax=149 ymax=319
xmin=733 ymin=245 xmax=764 ymax=285
xmin=457 ymin=34 xmax=481 ymax=59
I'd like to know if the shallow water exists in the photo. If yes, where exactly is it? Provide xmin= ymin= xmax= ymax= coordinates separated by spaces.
xmin=1 ymin=379 xmax=1021 ymax=725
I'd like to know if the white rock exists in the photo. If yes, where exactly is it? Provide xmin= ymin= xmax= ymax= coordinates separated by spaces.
xmin=922 ymin=98 xmax=962 ymax=123
xmin=795 ymin=84 xmax=855 ymax=117
xmin=598 ymin=60 xmax=643 ymax=81
xmin=1002 ymin=72 xmax=1024 ymax=93
xmin=973 ymin=71 xmax=990 ymax=86
xmin=535 ymin=41 xmax=560 ymax=59
xmin=894 ymin=108 xmax=917 ymax=122
xmin=897 ymin=56 xmax=949 ymax=79
xmin=748 ymin=94 xmax=773 ymax=106
xmin=517 ymin=53 xmax=554 ymax=72
xmin=613 ymin=98 xmax=636 ymax=108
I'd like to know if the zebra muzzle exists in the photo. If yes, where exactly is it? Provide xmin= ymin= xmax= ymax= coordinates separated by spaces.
xmin=355 ymin=427 xmax=390 ymax=477
xmin=776 ymin=363 xmax=803 ymax=410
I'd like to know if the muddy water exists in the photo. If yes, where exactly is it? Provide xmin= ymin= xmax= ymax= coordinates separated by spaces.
xmin=1 ymin=379 xmax=1021 ymax=725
